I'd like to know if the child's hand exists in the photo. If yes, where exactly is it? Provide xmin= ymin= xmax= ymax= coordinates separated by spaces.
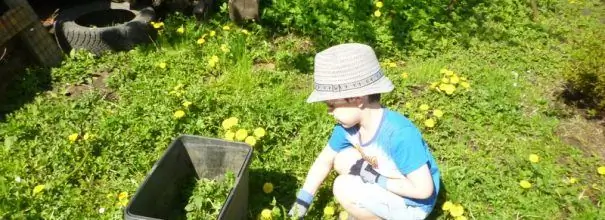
xmin=288 ymin=189 xmax=314 ymax=219
xmin=349 ymin=159 xmax=388 ymax=188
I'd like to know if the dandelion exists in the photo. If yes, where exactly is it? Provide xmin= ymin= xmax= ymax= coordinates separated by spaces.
xmin=324 ymin=205 xmax=336 ymax=216
xmin=220 ymin=44 xmax=230 ymax=53
xmin=174 ymin=110 xmax=185 ymax=119
xmin=262 ymin=182 xmax=273 ymax=194
xmin=98 ymin=207 xmax=105 ymax=214
xmin=254 ymin=127 xmax=266 ymax=138
xmin=375 ymin=1 xmax=383 ymax=8
xmin=388 ymin=62 xmax=396 ymax=68
xmin=419 ymin=104 xmax=430 ymax=111
xmin=460 ymin=76 xmax=467 ymax=81
xmin=68 ymin=133 xmax=78 ymax=143
xmin=442 ymin=201 xmax=453 ymax=211
xmin=429 ymin=82 xmax=439 ymax=89
xmin=598 ymin=166 xmax=605 ymax=175
xmin=456 ymin=216 xmax=468 ymax=220
xmin=450 ymin=75 xmax=460 ymax=84
xmin=241 ymin=29 xmax=250 ymax=35
xmin=424 ymin=118 xmax=435 ymax=128
xmin=183 ymin=101 xmax=192 ymax=108
xmin=117 ymin=199 xmax=128 ymax=207
xmin=245 ymin=136 xmax=257 ymax=146
xmin=441 ymin=77 xmax=450 ymax=83
xmin=569 ymin=177 xmax=578 ymax=184
xmin=529 ymin=154 xmax=540 ymax=163
xmin=222 ymin=25 xmax=230 ymax=31
xmin=444 ymin=70 xmax=454 ymax=76
xmin=224 ymin=131 xmax=235 ymax=141
xmin=440 ymin=84 xmax=456 ymax=95
xmin=118 ymin=192 xmax=128 ymax=200
xmin=196 ymin=38 xmax=206 ymax=45
xmin=33 ymin=184 xmax=45 ymax=195
xmin=209 ymin=31 xmax=216 ymax=37
xmin=260 ymin=209 xmax=272 ymax=220
xmin=158 ymin=62 xmax=167 ymax=69
xmin=222 ymin=117 xmax=239 ymax=130
xmin=460 ymin=81 xmax=470 ymax=89
xmin=211 ymin=55 xmax=219 ymax=63
xmin=151 ymin=21 xmax=164 ymax=29
xmin=176 ymin=26 xmax=185 ymax=34
xmin=433 ymin=109 xmax=444 ymax=118
xmin=374 ymin=10 xmax=381 ymax=17
xmin=235 ymin=129 xmax=248 ymax=141
xmin=401 ymin=72 xmax=409 ymax=78
xmin=520 ymin=180 xmax=532 ymax=189
xmin=449 ymin=204 xmax=464 ymax=217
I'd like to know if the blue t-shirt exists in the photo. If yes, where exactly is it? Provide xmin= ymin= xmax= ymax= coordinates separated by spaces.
xmin=327 ymin=108 xmax=440 ymax=213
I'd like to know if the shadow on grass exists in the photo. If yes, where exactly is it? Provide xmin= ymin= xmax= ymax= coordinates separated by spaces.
xmin=0 ymin=66 xmax=52 ymax=122
xmin=247 ymin=168 xmax=300 ymax=219
xmin=426 ymin=179 xmax=448 ymax=220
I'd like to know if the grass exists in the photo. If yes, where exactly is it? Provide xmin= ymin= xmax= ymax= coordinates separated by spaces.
xmin=1 ymin=0 xmax=605 ymax=219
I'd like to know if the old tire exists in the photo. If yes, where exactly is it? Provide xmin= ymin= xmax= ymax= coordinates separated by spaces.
xmin=54 ymin=1 xmax=156 ymax=55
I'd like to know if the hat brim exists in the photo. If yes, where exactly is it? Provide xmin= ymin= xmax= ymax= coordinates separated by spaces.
xmin=306 ymin=76 xmax=395 ymax=103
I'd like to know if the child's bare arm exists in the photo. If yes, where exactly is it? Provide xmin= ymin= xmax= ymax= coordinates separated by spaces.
xmin=383 ymin=164 xmax=434 ymax=199
xmin=300 ymin=146 xmax=338 ymax=195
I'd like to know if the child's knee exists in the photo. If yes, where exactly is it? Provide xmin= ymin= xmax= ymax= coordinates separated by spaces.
xmin=333 ymin=175 xmax=359 ymax=203
xmin=333 ymin=148 xmax=362 ymax=175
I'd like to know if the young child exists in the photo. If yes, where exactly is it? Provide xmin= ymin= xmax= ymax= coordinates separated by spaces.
xmin=288 ymin=43 xmax=440 ymax=220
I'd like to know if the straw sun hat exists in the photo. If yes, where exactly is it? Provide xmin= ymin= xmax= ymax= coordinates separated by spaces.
xmin=306 ymin=43 xmax=394 ymax=103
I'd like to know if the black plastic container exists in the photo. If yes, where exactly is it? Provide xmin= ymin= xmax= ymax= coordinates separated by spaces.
xmin=124 ymin=135 xmax=253 ymax=220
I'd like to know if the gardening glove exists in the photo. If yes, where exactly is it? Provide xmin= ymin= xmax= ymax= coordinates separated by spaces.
xmin=350 ymin=159 xmax=388 ymax=188
xmin=288 ymin=189 xmax=314 ymax=219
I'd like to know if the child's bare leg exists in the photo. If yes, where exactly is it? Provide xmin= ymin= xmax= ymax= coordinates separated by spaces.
xmin=333 ymin=175 xmax=381 ymax=220
xmin=333 ymin=147 xmax=362 ymax=175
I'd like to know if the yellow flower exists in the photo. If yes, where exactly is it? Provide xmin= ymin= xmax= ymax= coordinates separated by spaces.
xmin=245 ymin=136 xmax=257 ymax=146
xmin=196 ymin=38 xmax=206 ymax=45
xmin=68 ymin=133 xmax=78 ymax=143
xmin=118 ymin=192 xmax=128 ymax=200
xmin=374 ymin=10 xmax=381 ymax=17
xmin=450 ymin=75 xmax=460 ymax=84
xmin=183 ymin=101 xmax=192 ymax=108
xmin=323 ymin=205 xmax=336 ymax=216
xmin=450 ymin=204 xmax=464 ymax=217
xmin=262 ymin=182 xmax=273 ymax=194
xmin=401 ymin=72 xmax=409 ymax=78
xmin=419 ymin=104 xmax=430 ymax=111
xmin=260 ymin=209 xmax=272 ymax=220
xmin=254 ymin=127 xmax=266 ymax=138
xmin=32 ymin=184 xmax=45 ymax=195
xmin=388 ymin=62 xmax=396 ymax=68
xmin=529 ymin=154 xmax=540 ymax=163
xmin=83 ymin=133 xmax=90 ymax=141
xmin=176 ymin=26 xmax=185 ymax=34
xmin=445 ymin=70 xmax=454 ymax=76
xmin=222 ymin=25 xmax=230 ymax=31
xmin=520 ymin=180 xmax=532 ymax=189
xmin=441 ymin=77 xmax=450 ymax=83
xmin=375 ymin=1 xmax=383 ymax=8
xmin=439 ymin=83 xmax=456 ymax=95
xmin=241 ymin=29 xmax=250 ymax=35
xmin=221 ymin=44 xmax=230 ymax=53
xmin=158 ymin=62 xmax=167 ymax=69
xmin=174 ymin=110 xmax=185 ymax=119
xmin=235 ymin=129 xmax=248 ymax=141
xmin=424 ymin=118 xmax=435 ymax=128
xmin=456 ymin=216 xmax=468 ymax=220
xmin=569 ymin=177 xmax=578 ymax=184
xmin=442 ymin=201 xmax=453 ymax=211
xmin=339 ymin=211 xmax=349 ymax=220
xmin=224 ymin=131 xmax=235 ymax=141
xmin=152 ymin=21 xmax=164 ymax=29
xmin=433 ymin=109 xmax=444 ymax=118
xmin=430 ymin=82 xmax=439 ymax=89
xmin=405 ymin=102 xmax=413 ymax=109
xmin=222 ymin=117 xmax=239 ymax=129
xmin=460 ymin=81 xmax=470 ymax=89
xmin=598 ymin=166 xmax=605 ymax=175
xmin=460 ymin=76 xmax=467 ymax=81
xmin=209 ymin=31 xmax=216 ymax=37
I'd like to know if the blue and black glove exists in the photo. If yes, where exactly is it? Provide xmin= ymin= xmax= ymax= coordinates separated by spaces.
xmin=349 ymin=159 xmax=388 ymax=188
xmin=288 ymin=189 xmax=314 ymax=219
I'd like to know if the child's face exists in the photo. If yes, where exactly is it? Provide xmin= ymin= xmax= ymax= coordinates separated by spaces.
xmin=324 ymin=98 xmax=362 ymax=128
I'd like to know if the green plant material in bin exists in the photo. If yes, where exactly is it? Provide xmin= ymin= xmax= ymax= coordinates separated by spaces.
xmin=183 ymin=171 xmax=236 ymax=219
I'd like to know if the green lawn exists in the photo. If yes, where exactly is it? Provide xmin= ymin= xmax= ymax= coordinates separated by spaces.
xmin=1 ymin=0 xmax=604 ymax=219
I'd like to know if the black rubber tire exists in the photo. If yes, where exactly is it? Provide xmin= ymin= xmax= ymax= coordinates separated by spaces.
xmin=54 ymin=1 xmax=156 ymax=55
